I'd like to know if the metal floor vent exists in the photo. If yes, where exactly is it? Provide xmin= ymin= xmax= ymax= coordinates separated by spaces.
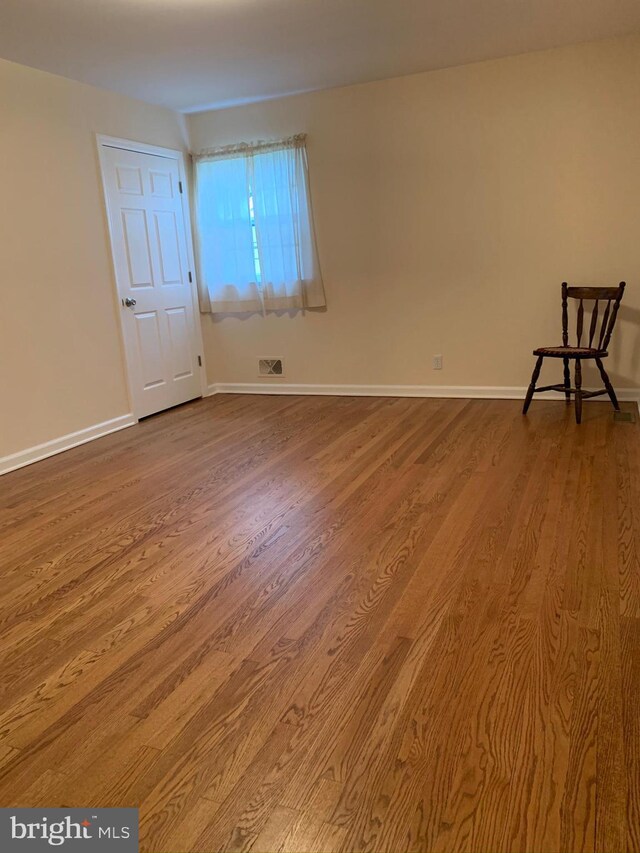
xmin=259 ymin=358 xmax=283 ymax=377
xmin=613 ymin=410 xmax=636 ymax=423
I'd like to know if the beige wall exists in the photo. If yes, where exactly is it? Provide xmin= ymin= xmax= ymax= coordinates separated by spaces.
xmin=0 ymin=58 xmax=187 ymax=458
xmin=2 ymin=37 xmax=639 ymax=463
xmin=189 ymin=35 xmax=640 ymax=393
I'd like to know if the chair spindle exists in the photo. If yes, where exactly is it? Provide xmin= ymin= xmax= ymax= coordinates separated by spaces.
xmin=598 ymin=300 xmax=612 ymax=350
xmin=588 ymin=300 xmax=599 ymax=348
xmin=561 ymin=282 xmax=568 ymax=346
xmin=576 ymin=299 xmax=584 ymax=346
xmin=602 ymin=294 xmax=623 ymax=351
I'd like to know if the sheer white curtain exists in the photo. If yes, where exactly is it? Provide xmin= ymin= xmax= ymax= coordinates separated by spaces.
xmin=193 ymin=135 xmax=325 ymax=314
xmin=193 ymin=155 xmax=263 ymax=313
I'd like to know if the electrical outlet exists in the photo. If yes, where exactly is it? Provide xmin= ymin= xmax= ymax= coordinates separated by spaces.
xmin=433 ymin=354 xmax=443 ymax=370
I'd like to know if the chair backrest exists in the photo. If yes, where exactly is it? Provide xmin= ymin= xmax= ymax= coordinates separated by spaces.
xmin=562 ymin=281 xmax=626 ymax=350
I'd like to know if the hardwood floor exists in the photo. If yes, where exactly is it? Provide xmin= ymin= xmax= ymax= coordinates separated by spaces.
xmin=1 ymin=395 xmax=639 ymax=853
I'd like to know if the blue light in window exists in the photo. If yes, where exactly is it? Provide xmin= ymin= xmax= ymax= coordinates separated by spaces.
xmin=248 ymin=192 xmax=262 ymax=285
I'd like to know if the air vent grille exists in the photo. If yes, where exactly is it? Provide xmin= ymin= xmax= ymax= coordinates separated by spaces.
xmin=614 ymin=410 xmax=636 ymax=423
xmin=259 ymin=358 xmax=283 ymax=377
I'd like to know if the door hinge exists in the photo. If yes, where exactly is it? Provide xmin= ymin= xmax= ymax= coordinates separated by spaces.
xmin=198 ymin=355 xmax=202 ymax=367
xmin=178 ymin=180 xmax=183 ymax=194
xmin=188 ymin=271 xmax=193 ymax=282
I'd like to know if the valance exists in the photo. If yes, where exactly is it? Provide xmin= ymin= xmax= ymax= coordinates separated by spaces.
xmin=192 ymin=134 xmax=307 ymax=162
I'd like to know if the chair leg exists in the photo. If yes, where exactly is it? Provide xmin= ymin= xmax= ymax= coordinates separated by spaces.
xmin=596 ymin=357 xmax=620 ymax=411
xmin=574 ymin=360 xmax=582 ymax=424
xmin=563 ymin=357 xmax=571 ymax=403
xmin=523 ymin=356 xmax=543 ymax=415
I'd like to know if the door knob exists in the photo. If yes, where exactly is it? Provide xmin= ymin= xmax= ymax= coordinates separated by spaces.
xmin=123 ymin=297 xmax=137 ymax=307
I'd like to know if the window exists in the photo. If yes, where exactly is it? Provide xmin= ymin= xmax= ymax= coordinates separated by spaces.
xmin=193 ymin=134 xmax=325 ymax=314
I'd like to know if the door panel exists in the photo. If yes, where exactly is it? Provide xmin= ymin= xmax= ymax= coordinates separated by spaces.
xmin=149 ymin=169 xmax=174 ymax=198
xmin=165 ymin=307 xmax=194 ymax=380
xmin=154 ymin=211 xmax=182 ymax=285
xmin=116 ymin=165 xmax=144 ymax=195
xmin=101 ymin=145 xmax=202 ymax=418
xmin=121 ymin=209 xmax=154 ymax=288
xmin=134 ymin=312 xmax=165 ymax=390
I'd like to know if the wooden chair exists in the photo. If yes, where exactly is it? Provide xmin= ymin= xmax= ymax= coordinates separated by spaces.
xmin=523 ymin=281 xmax=626 ymax=424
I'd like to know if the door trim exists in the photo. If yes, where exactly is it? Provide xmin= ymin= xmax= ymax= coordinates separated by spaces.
xmin=96 ymin=134 xmax=207 ymax=420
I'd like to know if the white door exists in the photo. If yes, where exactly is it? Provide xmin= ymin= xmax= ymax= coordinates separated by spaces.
xmin=100 ymin=144 xmax=203 ymax=419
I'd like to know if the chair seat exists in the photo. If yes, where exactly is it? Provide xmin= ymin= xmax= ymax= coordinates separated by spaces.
xmin=533 ymin=346 xmax=607 ymax=359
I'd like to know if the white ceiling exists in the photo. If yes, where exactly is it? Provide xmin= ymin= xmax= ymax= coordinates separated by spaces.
xmin=1 ymin=0 xmax=640 ymax=113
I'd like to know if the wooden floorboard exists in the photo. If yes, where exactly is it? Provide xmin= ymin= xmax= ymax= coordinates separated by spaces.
xmin=1 ymin=395 xmax=639 ymax=853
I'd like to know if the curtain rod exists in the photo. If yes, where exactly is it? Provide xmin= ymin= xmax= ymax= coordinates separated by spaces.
xmin=191 ymin=133 xmax=306 ymax=161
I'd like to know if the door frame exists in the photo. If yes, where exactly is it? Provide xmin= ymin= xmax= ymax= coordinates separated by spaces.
xmin=96 ymin=134 xmax=207 ymax=421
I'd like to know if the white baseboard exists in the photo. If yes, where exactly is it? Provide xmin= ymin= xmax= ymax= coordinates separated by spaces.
xmin=208 ymin=382 xmax=640 ymax=405
xmin=5 ymin=383 xmax=637 ymax=478
xmin=0 ymin=413 xmax=137 ymax=476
